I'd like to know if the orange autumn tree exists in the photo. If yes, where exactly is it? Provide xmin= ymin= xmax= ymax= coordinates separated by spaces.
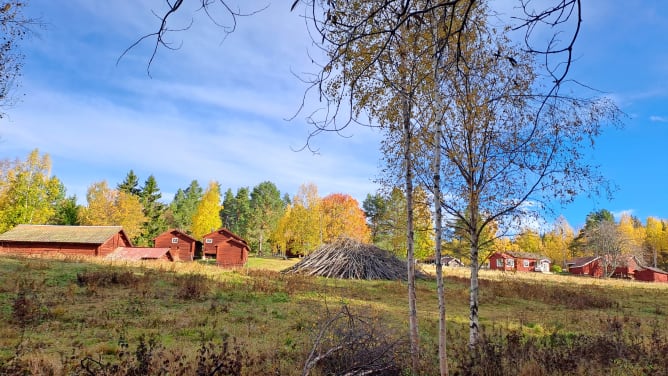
xmin=320 ymin=193 xmax=370 ymax=244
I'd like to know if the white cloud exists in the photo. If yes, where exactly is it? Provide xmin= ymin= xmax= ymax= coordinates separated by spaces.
xmin=611 ymin=209 xmax=634 ymax=221
xmin=650 ymin=115 xmax=668 ymax=123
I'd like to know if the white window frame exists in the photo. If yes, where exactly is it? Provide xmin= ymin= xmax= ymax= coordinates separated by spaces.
xmin=171 ymin=237 xmax=179 ymax=244
xmin=205 ymin=238 xmax=213 ymax=244
xmin=506 ymin=259 xmax=515 ymax=267
xmin=523 ymin=260 xmax=530 ymax=268
xmin=496 ymin=259 xmax=504 ymax=268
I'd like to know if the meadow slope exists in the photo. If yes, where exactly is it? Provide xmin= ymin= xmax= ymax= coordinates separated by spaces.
xmin=1 ymin=255 xmax=667 ymax=375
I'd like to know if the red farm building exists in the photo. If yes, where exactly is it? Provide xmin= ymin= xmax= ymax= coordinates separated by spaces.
xmin=634 ymin=267 xmax=668 ymax=283
xmin=611 ymin=255 xmax=644 ymax=279
xmin=154 ymin=229 xmax=202 ymax=261
xmin=105 ymin=247 xmax=173 ymax=262
xmin=489 ymin=251 xmax=551 ymax=273
xmin=201 ymin=228 xmax=250 ymax=268
xmin=0 ymin=224 xmax=132 ymax=257
xmin=566 ymin=256 xmax=603 ymax=277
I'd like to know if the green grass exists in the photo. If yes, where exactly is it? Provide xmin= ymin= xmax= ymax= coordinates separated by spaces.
xmin=1 ymin=255 xmax=667 ymax=375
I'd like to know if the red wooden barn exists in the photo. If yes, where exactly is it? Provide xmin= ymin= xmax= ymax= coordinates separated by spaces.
xmin=611 ymin=255 xmax=644 ymax=279
xmin=566 ymin=256 xmax=603 ymax=277
xmin=0 ymin=224 xmax=132 ymax=257
xmin=105 ymin=247 xmax=173 ymax=261
xmin=634 ymin=267 xmax=668 ymax=283
xmin=154 ymin=229 xmax=202 ymax=261
xmin=489 ymin=251 xmax=551 ymax=272
xmin=201 ymin=228 xmax=250 ymax=268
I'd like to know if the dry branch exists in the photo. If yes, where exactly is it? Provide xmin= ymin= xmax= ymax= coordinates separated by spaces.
xmin=283 ymin=237 xmax=422 ymax=280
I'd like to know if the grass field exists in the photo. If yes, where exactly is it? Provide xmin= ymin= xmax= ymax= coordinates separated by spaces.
xmin=1 ymin=254 xmax=667 ymax=375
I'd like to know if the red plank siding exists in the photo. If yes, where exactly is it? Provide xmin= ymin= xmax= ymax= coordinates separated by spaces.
xmin=201 ymin=228 xmax=250 ymax=268
xmin=154 ymin=229 xmax=200 ymax=261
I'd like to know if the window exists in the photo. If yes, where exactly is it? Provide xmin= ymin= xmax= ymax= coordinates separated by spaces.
xmin=506 ymin=259 xmax=514 ymax=267
xmin=496 ymin=259 xmax=504 ymax=268
xmin=205 ymin=239 xmax=213 ymax=244
xmin=171 ymin=237 xmax=179 ymax=244
xmin=523 ymin=260 xmax=529 ymax=268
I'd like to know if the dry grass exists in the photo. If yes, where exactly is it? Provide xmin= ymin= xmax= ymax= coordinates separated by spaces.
xmin=0 ymin=254 xmax=667 ymax=375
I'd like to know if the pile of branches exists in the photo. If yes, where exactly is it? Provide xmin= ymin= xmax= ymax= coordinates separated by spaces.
xmin=283 ymin=238 xmax=420 ymax=280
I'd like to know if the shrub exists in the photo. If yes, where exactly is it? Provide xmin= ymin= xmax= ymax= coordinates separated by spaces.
xmin=174 ymin=273 xmax=209 ymax=300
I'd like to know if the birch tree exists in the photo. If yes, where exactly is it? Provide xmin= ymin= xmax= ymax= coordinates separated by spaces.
xmin=191 ymin=181 xmax=222 ymax=240
xmin=412 ymin=2 xmax=620 ymax=347
xmin=0 ymin=149 xmax=65 ymax=232
xmin=79 ymin=180 xmax=145 ymax=240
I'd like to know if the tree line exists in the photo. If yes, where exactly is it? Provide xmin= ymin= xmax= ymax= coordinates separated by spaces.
xmin=0 ymin=149 xmax=372 ymax=255
xmin=4 ymin=149 xmax=665 ymax=271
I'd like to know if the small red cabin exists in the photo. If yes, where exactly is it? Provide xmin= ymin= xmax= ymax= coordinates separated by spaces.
xmin=566 ymin=256 xmax=604 ymax=277
xmin=0 ymin=224 xmax=132 ymax=257
xmin=611 ymin=255 xmax=643 ymax=279
xmin=154 ymin=229 xmax=202 ymax=261
xmin=634 ymin=267 xmax=668 ymax=283
xmin=489 ymin=251 xmax=550 ymax=272
xmin=201 ymin=228 xmax=250 ymax=268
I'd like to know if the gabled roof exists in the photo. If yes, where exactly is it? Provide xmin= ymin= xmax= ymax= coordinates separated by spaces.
xmin=566 ymin=256 xmax=601 ymax=268
xmin=203 ymin=227 xmax=248 ymax=245
xmin=105 ymin=247 xmax=172 ymax=261
xmin=155 ymin=229 xmax=199 ymax=243
xmin=442 ymin=256 xmax=464 ymax=266
xmin=639 ymin=266 xmax=668 ymax=275
xmin=613 ymin=254 xmax=644 ymax=268
xmin=0 ymin=224 xmax=127 ymax=245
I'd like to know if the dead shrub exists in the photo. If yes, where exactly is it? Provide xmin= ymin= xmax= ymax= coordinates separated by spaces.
xmin=11 ymin=279 xmax=49 ymax=327
xmin=76 ymin=270 xmax=141 ymax=288
xmin=174 ymin=273 xmax=209 ymax=300
xmin=302 ymin=305 xmax=406 ymax=376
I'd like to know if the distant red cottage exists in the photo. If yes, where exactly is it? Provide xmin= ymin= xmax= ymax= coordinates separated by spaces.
xmin=566 ymin=256 xmax=603 ymax=277
xmin=634 ymin=267 xmax=668 ymax=283
xmin=489 ymin=251 xmax=551 ymax=273
xmin=201 ymin=228 xmax=250 ymax=268
xmin=0 ymin=224 xmax=132 ymax=257
xmin=611 ymin=255 xmax=644 ymax=279
xmin=154 ymin=229 xmax=202 ymax=261
xmin=105 ymin=247 xmax=173 ymax=261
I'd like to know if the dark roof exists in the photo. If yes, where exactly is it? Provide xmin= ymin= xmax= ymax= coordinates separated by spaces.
xmin=105 ymin=247 xmax=172 ymax=261
xmin=566 ymin=256 xmax=601 ymax=268
xmin=0 ymin=224 xmax=126 ymax=245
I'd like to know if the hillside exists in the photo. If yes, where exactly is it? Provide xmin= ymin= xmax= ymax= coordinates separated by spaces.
xmin=1 ymin=255 xmax=667 ymax=375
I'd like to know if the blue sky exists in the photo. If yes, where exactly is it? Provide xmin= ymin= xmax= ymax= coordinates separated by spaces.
xmin=1 ymin=0 xmax=667 ymax=230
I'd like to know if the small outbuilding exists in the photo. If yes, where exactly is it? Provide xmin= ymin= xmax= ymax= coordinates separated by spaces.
xmin=634 ymin=267 xmax=668 ymax=283
xmin=154 ymin=229 xmax=202 ymax=261
xmin=566 ymin=256 xmax=603 ymax=277
xmin=201 ymin=227 xmax=250 ymax=268
xmin=0 ymin=224 xmax=132 ymax=257
xmin=611 ymin=255 xmax=644 ymax=279
xmin=442 ymin=256 xmax=465 ymax=267
xmin=105 ymin=247 xmax=173 ymax=262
